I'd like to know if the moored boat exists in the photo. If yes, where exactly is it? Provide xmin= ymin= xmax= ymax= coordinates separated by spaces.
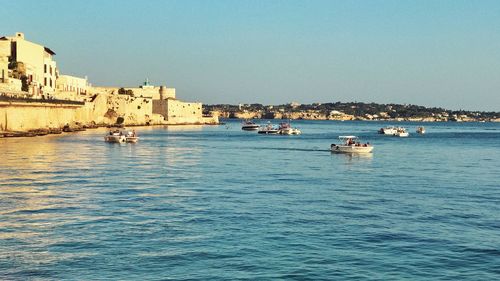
xmin=395 ymin=127 xmax=409 ymax=137
xmin=105 ymin=129 xmax=139 ymax=143
xmin=258 ymin=123 xmax=279 ymax=134
xmin=416 ymin=126 xmax=425 ymax=134
xmin=241 ymin=120 xmax=260 ymax=131
xmin=331 ymin=136 xmax=373 ymax=153
xmin=278 ymin=121 xmax=301 ymax=135
xmin=105 ymin=130 xmax=126 ymax=143
xmin=379 ymin=126 xmax=409 ymax=137
xmin=125 ymin=130 xmax=139 ymax=143
xmin=378 ymin=126 xmax=397 ymax=135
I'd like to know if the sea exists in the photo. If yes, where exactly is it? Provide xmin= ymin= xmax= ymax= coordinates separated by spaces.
xmin=1 ymin=120 xmax=499 ymax=280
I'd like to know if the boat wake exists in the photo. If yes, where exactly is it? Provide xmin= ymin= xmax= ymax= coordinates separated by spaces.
xmin=246 ymin=146 xmax=331 ymax=152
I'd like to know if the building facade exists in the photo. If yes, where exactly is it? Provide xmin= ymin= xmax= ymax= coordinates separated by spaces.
xmin=0 ymin=32 xmax=57 ymax=97
xmin=56 ymin=75 xmax=90 ymax=100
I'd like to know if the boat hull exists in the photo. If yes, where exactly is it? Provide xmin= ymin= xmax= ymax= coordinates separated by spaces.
xmin=279 ymin=128 xmax=301 ymax=135
xmin=126 ymin=137 xmax=139 ymax=143
xmin=331 ymin=145 xmax=373 ymax=153
xmin=242 ymin=126 xmax=259 ymax=131
xmin=105 ymin=135 xmax=126 ymax=143
xmin=379 ymin=128 xmax=397 ymax=135
xmin=258 ymin=130 xmax=279 ymax=134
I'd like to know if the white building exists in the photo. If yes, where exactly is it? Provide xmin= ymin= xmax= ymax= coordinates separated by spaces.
xmin=0 ymin=32 xmax=57 ymax=97
xmin=56 ymin=75 xmax=90 ymax=100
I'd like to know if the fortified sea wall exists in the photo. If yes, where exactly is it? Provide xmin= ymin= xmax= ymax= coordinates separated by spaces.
xmin=0 ymin=93 xmax=163 ymax=132
xmin=0 ymin=100 xmax=82 ymax=131
xmin=0 ymin=90 xmax=217 ymax=132
xmin=153 ymin=99 xmax=212 ymax=124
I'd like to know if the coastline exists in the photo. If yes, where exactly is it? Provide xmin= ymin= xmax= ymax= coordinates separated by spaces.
xmin=217 ymin=116 xmax=500 ymax=123
xmin=206 ymin=103 xmax=499 ymax=123
xmin=0 ymin=92 xmax=219 ymax=137
xmin=0 ymin=122 xmax=219 ymax=139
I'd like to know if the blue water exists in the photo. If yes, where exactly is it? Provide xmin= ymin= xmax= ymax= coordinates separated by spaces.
xmin=1 ymin=120 xmax=499 ymax=280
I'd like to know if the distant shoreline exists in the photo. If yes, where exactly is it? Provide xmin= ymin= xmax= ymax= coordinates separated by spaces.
xmin=205 ymin=102 xmax=500 ymax=123
xmin=220 ymin=117 xmax=498 ymax=123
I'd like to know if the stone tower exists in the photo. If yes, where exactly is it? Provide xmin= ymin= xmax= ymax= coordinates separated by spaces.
xmin=159 ymin=86 xmax=167 ymax=100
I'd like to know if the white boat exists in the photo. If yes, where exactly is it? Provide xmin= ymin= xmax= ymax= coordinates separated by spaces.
xmin=416 ymin=126 xmax=425 ymax=134
xmin=379 ymin=126 xmax=409 ymax=137
xmin=241 ymin=120 xmax=260 ymax=131
xmin=395 ymin=127 xmax=409 ymax=137
xmin=331 ymin=136 xmax=373 ymax=153
xmin=125 ymin=130 xmax=139 ymax=143
xmin=278 ymin=121 xmax=301 ymax=135
xmin=105 ymin=129 xmax=139 ymax=143
xmin=258 ymin=123 xmax=279 ymax=134
xmin=378 ymin=126 xmax=398 ymax=135
xmin=104 ymin=130 xmax=126 ymax=143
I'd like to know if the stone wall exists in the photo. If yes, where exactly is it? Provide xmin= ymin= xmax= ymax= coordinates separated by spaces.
xmin=91 ymin=86 xmax=176 ymax=100
xmin=167 ymin=100 xmax=202 ymax=121
xmin=0 ymin=101 xmax=82 ymax=131
xmin=152 ymin=98 xmax=211 ymax=124
xmin=166 ymin=99 xmax=205 ymax=124
xmin=152 ymin=99 xmax=166 ymax=121
xmin=79 ymin=93 xmax=154 ymax=125
xmin=0 ymin=88 xmax=217 ymax=132
xmin=0 ymin=92 xmax=157 ymax=132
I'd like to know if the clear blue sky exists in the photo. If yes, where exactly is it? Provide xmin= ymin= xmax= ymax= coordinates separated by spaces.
xmin=2 ymin=0 xmax=499 ymax=111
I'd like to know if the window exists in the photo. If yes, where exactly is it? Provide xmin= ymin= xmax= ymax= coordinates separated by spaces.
xmin=50 ymin=66 xmax=52 ymax=75
xmin=44 ymin=77 xmax=47 ymax=86
xmin=44 ymin=64 xmax=47 ymax=73
xmin=50 ymin=78 xmax=52 ymax=87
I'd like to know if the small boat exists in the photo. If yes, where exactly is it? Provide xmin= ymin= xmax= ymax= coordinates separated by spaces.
xmin=378 ymin=126 xmax=398 ymax=135
xmin=395 ymin=127 xmax=409 ymax=137
xmin=331 ymin=136 xmax=373 ymax=153
xmin=278 ymin=121 xmax=301 ymax=135
xmin=241 ymin=120 xmax=260 ymax=131
xmin=258 ymin=123 xmax=279 ymax=134
xmin=104 ymin=130 xmax=126 ymax=143
xmin=105 ymin=129 xmax=139 ymax=143
xmin=416 ymin=126 xmax=425 ymax=134
xmin=125 ymin=130 xmax=139 ymax=143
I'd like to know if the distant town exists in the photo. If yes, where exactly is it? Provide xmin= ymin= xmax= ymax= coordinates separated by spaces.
xmin=206 ymin=102 xmax=500 ymax=122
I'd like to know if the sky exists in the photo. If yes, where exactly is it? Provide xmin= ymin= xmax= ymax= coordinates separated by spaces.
xmin=1 ymin=0 xmax=499 ymax=111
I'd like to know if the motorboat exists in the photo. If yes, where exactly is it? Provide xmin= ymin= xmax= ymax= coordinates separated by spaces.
xmin=331 ymin=136 xmax=373 ymax=153
xmin=379 ymin=126 xmax=409 ymax=137
xmin=258 ymin=123 xmax=279 ymax=134
xmin=241 ymin=120 xmax=260 ymax=131
xmin=278 ymin=121 xmax=301 ymax=135
xmin=395 ymin=127 xmax=409 ymax=137
xmin=104 ymin=130 xmax=126 ymax=143
xmin=105 ymin=129 xmax=139 ymax=143
xmin=378 ymin=126 xmax=398 ymax=135
xmin=416 ymin=126 xmax=425 ymax=134
xmin=125 ymin=130 xmax=139 ymax=143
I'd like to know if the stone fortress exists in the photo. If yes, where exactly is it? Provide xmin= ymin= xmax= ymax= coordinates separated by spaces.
xmin=0 ymin=32 xmax=218 ymax=132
